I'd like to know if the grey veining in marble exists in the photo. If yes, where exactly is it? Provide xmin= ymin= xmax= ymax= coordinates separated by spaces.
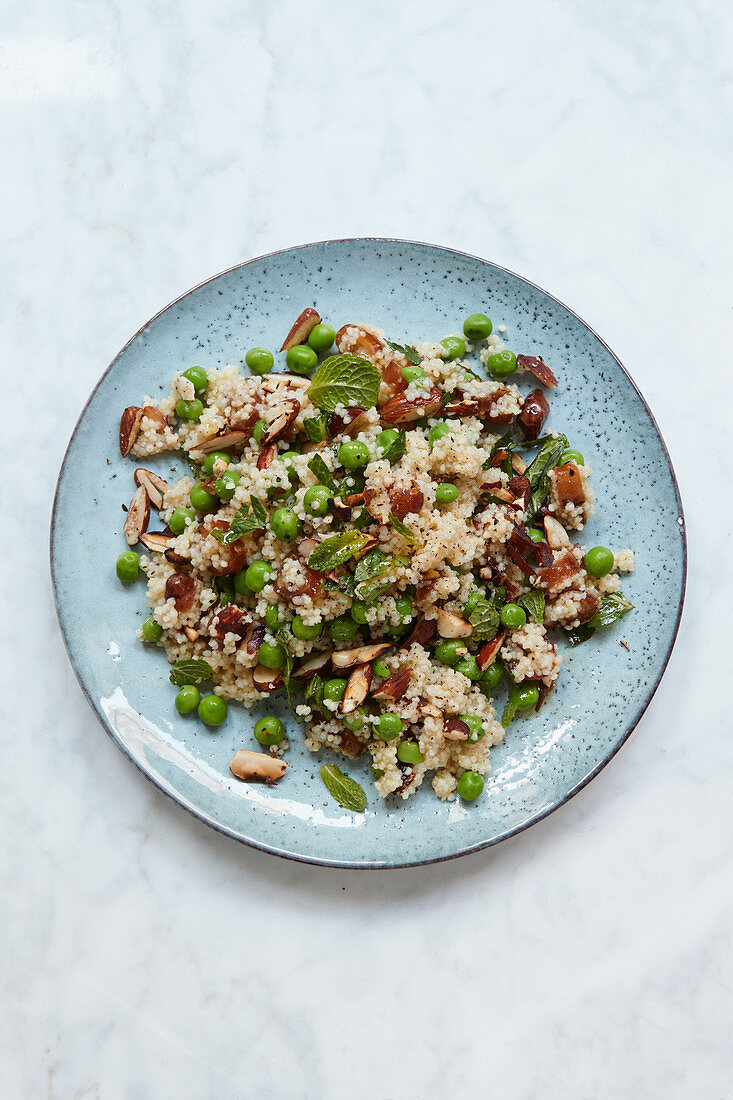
xmin=3 ymin=0 xmax=732 ymax=1097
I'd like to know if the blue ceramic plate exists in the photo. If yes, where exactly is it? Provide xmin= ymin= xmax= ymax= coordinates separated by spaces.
xmin=51 ymin=240 xmax=686 ymax=868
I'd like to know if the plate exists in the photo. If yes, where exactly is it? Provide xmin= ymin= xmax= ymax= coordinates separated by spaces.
xmin=50 ymin=239 xmax=686 ymax=868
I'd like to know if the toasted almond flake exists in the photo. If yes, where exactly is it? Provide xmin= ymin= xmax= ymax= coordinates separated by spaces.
xmin=196 ymin=431 xmax=248 ymax=454
xmin=230 ymin=749 xmax=287 ymax=783
xmin=340 ymin=664 xmax=373 ymax=714
xmin=291 ymin=651 xmax=331 ymax=681
xmin=174 ymin=375 xmax=196 ymax=401
xmin=379 ymin=386 xmax=442 ymax=424
xmin=256 ymin=443 xmax=278 ymax=470
xmin=139 ymin=531 xmax=174 ymax=554
xmin=134 ymin=468 xmax=169 ymax=508
xmin=124 ymin=485 xmax=150 ymax=545
xmin=252 ymin=665 xmax=283 ymax=692
xmin=279 ymin=307 xmax=321 ymax=351
xmin=372 ymin=670 xmax=411 ymax=701
xmin=331 ymin=642 xmax=392 ymax=669
xmin=183 ymin=626 xmax=199 ymax=642
xmin=477 ymin=632 xmax=506 ymax=671
xmin=261 ymin=399 xmax=300 ymax=444
xmin=543 ymin=515 xmax=571 ymax=549
xmin=119 ymin=406 xmax=143 ymax=456
xmin=436 ymin=609 xmax=472 ymax=639
xmin=511 ymin=454 xmax=527 ymax=475
xmin=443 ymin=718 xmax=470 ymax=742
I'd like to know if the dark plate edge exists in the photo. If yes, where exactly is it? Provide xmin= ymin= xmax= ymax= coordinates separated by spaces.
xmin=49 ymin=237 xmax=688 ymax=870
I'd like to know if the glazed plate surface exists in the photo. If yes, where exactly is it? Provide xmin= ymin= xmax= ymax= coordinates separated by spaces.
xmin=51 ymin=240 xmax=686 ymax=867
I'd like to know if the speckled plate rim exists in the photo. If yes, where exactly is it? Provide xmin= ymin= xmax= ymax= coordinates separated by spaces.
xmin=50 ymin=238 xmax=687 ymax=869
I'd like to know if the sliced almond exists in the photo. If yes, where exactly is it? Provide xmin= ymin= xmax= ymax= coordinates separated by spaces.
xmin=165 ymin=546 xmax=191 ymax=564
xmin=291 ymin=651 xmax=331 ymax=682
xmin=260 ymin=373 xmax=311 ymax=393
xmin=183 ymin=626 xmax=199 ymax=642
xmin=476 ymin=632 xmax=506 ymax=671
xmin=298 ymin=539 xmax=320 ymax=561
xmin=139 ymin=531 xmax=175 ymax=554
xmin=174 ymin=375 xmax=196 ymax=402
xmin=211 ymin=457 xmax=228 ymax=477
xmin=443 ymin=718 xmax=470 ymax=742
xmin=511 ymin=454 xmax=527 ymax=475
xmin=340 ymin=664 xmax=373 ymax=714
xmin=230 ymin=749 xmax=288 ymax=784
xmin=543 ymin=515 xmax=571 ymax=550
xmin=379 ymin=386 xmax=443 ymax=425
xmin=280 ymin=307 xmax=321 ymax=351
xmin=436 ymin=609 xmax=472 ymax=639
xmin=362 ymin=486 xmax=391 ymax=524
xmin=256 ymin=443 xmax=278 ymax=470
xmin=197 ymin=431 xmax=248 ymax=455
xmin=372 ymin=670 xmax=410 ymax=701
xmin=134 ymin=468 xmax=169 ymax=509
xmin=124 ymin=485 xmax=150 ymax=545
xmin=119 ymin=406 xmax=143 ymax=457
xmin=416 ymin=700 xmax=443 ymax=719
xmin=402 ymin=616 xmax=438 ymax=649
xmin=261 ymin=399 xmax=300 ymax=444
xmin=252 ymin=665 xmax=283 ymax=692
xmin=416 ymin=568 xmax=441 ymax=602
xmin=516 ymin=354 xmax=558 ymax=388
xmin=142 ymin=405 xmax=169 ymax=428
xmin=331 ymin=642 xmax=392 ymax=669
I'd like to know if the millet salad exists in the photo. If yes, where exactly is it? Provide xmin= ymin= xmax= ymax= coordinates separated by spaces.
xmin=115 ymin=306 xmax=634 ymax=809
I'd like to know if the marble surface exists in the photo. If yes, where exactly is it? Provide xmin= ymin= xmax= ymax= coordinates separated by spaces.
xmin=3 ymin=0 xmax=731 ymax=1096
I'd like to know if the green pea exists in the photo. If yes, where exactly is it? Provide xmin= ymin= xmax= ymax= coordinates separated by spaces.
xmin=487 ymin=350 xmax=517 ymax=378
xmin=258 ymin=641 xmax=286 ymax=669
xmin=480 ymin=663 xmax=503 ymax=689
xmin=584 ymin=546 xmax=614 ymax=578
xmin=500 ymin=603 xmax=527 ymax=629
xmin=198 ymin=693 xmax=227 ymax=726
xmin=401 ymin=364 xmax=427 ymax=386
xmin=264 ymin=604 xmax=284 ymax=630
xmin=307 ymin=323 xmax=336 ymax=352
xmin=428 ymin=422 xmax=453 ymax=448
xmin=440 ymin=336 xmax=466 ymax=361
xmin=350 ymin=600 xmax=369 ymax=625
xmin=463 ymin=313 xmax=493 ymax=340
xmin=215 ymin=471 xmax=240 ymax=501
xmin=376 ymin=428 xmax=400 ymax=455
xmin=176 ymin=398 xmax=204 ymax=422
xmin=397 ymin=740 xmax=423 ymax=764
xmin=323 ymin=678 xmax=347 ymax=703
xmin=460 ymin=714 xmax=485 ymax=743
xmin=303 ymin=485 xmax=332 ymax=516
xmin=279 ymin=451 xmax=300 ymax=483
xmin=509 ymin=682 xmax=540 ymax=711
xmin=286 ymin=345 xmax=318 ymax=375
xmin=182 ymin=366 xmax=208 ymax=393
xmin=166 ymin=508 xmax=195 ymax=539
xmin=435 ymin=640 xmax=465 ymax=666
xmin=394 ymin=595 xmax=413 ymax=620
xmin=292 ymin=615 xmax=322 ymax=640
xmin=270 ymin=506 xmax=300 ymax=542
xmin=116 ymin=550 xmax=139 ymax=583
xmin=175 ymin=685 xmax=200 ymax=714
xmin=377 ymin=713 xmax=403 ymax=741
xmin=203 ymin=451 xmax=230 ymax=475
xmin=254 ymin=716 xmax=285 ymax=745
xmin=436 ymin=482 xmax=458 ymax=504
xmin=253 ymin=419 xmax=268 ymax=444
xmin=343 ymin=707 xmax=366 ymax=732
xmin=373 ymin=659 xmax=391 ymax=679
xmin=338 ymin=440 xmax=370 ymax=469
xmin=190 ymin=483 xmax=217 ymax=512
xmin=244 ymin=560 xmax=274 ymax=593
xmin=527 ymin=527 xmax=545 ymax=544
xmin=560 ymin=448 xmax=585 ymax=466
xmin=457 ymin=770 xmax=484 ymax=801
xmin=245 ymin=347 xmax=274 ymax=375
xmin=142 ymin=616 xmax=163 ymax=642
xmin=455 ymin=655 xmax=481 ymax=681
xmin=328 ymin=615 xmax=359 ymax=644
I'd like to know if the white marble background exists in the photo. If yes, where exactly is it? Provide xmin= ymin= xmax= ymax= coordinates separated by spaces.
xmin=2 ymin=0 xmax=731 ymax=1096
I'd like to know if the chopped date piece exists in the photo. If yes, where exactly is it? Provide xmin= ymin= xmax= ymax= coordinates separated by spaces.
xmin=327 ymin=406 xmax=368 ymax=436
xmin=388 ymin=486 xmax=424 ymax=519
xmin=210 ymin=604 xmax=252 ymax=640
xmin=335 ymin=324 xmax=385 ymax=362
xmin=552 ymin=461 xmax=587 ymax=505
xmin=517 ymin=388 xmax=550 ymax=440
xmin=507 ymin=475 xmax=531 ymax=510
xmin=402 ymin=616 xmax=437 ymax=649
xmin=505 ymin=523 xmax=553 ymax=574
xmin=516 ymin=354 xmax=558 ymax=388
xmin=534 ymin=548 xmax=583 ymax=592
xmin=164 ymin=573 xmax=198 ymax=613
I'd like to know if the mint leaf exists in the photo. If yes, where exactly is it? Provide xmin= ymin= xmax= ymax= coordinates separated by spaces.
xmin=379 ymin=428 xmax=406 ymax=465
xmin=386 ymin=340 xmax=420 ymax=365
xmin=501 ymin=699 xmax=518 ymax=728
xmin=304 ymin=672 xmax=325 ymax=711
xmin=518 ymin=589 xmax=545 ymax=624
xmin=303 ymin=415 xmax=328 ymax=443
xmin=308 ymin=531 xmax=371 ymax=572
xmin=169 ymin=658 xmax=214 ymax=686
xmin=308 ymin=355 xmax=381 ymax=413
xmin=307 ymin=453 xmax=336 ymax=492
xmin=354 ymin=549 xmax=390 ymax=586
xmin=388 ymin=514 xmax=417 ymax=546
xmin=211 ymin=497 xmax=267 ymax=544
xmin=319 ymin=764 xmax=367 ymax=812
xmin=468 ymin=598 xmax=500 ymax=641
xmin=589 ymin=592 xmax=634 ymax=629
xmin=566 ymin=624 xmax=595 ymax=646
xmin=525 ymin=434 xmax=569 ymax=489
